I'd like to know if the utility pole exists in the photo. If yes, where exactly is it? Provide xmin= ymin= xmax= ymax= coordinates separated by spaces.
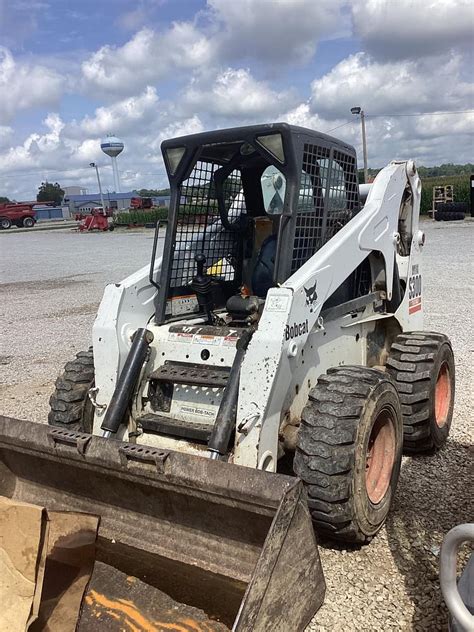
xmin=350 ymin=107 xmax=369 ymax=183
xmin=90 ymin=162 xmax=106 ymax=211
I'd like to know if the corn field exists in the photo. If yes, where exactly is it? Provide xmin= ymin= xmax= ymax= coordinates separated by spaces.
xmin=114 ymin=207 xmax=169 ymax=225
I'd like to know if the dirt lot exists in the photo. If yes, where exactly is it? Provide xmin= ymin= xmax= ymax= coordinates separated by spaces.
xmin=0 ymin=220 xmax=472 ymax=631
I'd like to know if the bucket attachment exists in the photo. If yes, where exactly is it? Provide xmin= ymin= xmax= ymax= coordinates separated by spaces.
xmin=0 ymin=416 xmax=325 ymax=631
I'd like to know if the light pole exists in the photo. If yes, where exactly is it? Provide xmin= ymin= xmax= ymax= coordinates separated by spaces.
xmin=89 ymin=162 xmax=106 ymax=211
xmin=351 ymin=107 xmax=368 ymax=183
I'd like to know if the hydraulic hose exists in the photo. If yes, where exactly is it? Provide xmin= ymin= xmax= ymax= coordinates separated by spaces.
xmin=101 ymin=328 xmax=153 ymax=436
xmin=207 ymin=329 xmax=253 ymax=458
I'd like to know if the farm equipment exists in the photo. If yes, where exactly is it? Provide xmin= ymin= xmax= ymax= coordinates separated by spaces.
xmin=77 ymin=207 xmax=114 ymax=232
xmin=0 ymin=200 xmax=55 ymax=229
xmin=130 ymin=195 xmax=153 ymax=209
xmin=1 ymin=123 xmax=456 ymax=629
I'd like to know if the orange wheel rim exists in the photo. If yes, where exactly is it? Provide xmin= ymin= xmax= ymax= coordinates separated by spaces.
xmin=435 ymin=362 xmax=451 ymax=427
xmin=365 ymin=410 xmax=396 ymax=504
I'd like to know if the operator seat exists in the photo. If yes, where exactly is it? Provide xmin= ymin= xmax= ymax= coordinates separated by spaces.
xmin=251 ymin=234 xmax=277 ymax=298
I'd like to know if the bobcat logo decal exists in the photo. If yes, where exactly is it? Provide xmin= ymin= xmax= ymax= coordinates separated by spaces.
xmin=304 ymin=281 xmax=318 ymax=313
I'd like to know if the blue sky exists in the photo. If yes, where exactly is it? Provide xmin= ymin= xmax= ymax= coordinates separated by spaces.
xmin=0 ymin=0 xmax=472 ymax=198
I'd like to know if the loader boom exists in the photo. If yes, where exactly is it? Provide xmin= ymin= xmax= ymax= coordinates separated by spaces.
xmin=236 ymin=160 xmax=423 ymax=467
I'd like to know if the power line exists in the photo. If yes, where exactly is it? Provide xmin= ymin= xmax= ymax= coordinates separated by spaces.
xmin=1 ymin=109 xmax=471 ymax=181
xmin=323 ymin=108 xmax=474 ymax=135
xmin=366 ymin=110 xmax=474 ymax=118
xmin=323 ymin=121 xmax=354 ymax=133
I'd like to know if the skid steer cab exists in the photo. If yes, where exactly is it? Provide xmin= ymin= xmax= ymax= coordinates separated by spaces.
xmin=17 ymin=122 xmax=454 ymax=629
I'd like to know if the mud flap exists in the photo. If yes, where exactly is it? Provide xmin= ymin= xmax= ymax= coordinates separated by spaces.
xmin=0 ymin=416 xmax=325 ymax=631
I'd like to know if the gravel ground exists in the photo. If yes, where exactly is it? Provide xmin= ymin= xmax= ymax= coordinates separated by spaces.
xmin=0 ymin=227 xmax=164 ymax=420
xmin=1 ymin=220 xmax=472 ymax=630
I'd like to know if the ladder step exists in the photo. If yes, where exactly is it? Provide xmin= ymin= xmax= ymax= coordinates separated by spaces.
xmin=139 ymin=414 xmax=212 ymax=443
xmin=149 ymin=361 xmax=230 ymax=388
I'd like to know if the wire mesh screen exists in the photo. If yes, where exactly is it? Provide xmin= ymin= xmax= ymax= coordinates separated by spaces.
xmin=169 ymin=161 xmax=244 ymax=291
xmin=333 ymin=149 xmax=359 ymax=212
xmin=291 ymin=144 xmax=359 ymax=274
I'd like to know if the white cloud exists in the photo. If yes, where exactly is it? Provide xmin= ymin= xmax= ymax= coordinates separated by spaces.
xmin=183 ymin=68 xmax=294 ymax=119
xmin=150 ymin=116 xmax=204 ymax=150
xmin=310 ymin=52 xmax=474 ymax=118
xmin=352 ymin=0 xmax=474 ymax=59
xmin=0 ymin=125 xmax=13 ymax=149
xmin=0 ymin=47 xmax=64 ymax=124
xmin=81 ymin=25 xmax=214 ymax=97
xmin=208 ymin=0 xmax=345 ymax=64
xmin=0 ymin=94 xmax=204 ymax=199
xmin=79 ymin=86 xmax=159 ymax=136
xmin=81 ymin=0 xmax=347 ymax=99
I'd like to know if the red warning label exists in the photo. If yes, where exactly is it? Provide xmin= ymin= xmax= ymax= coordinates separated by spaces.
xmin=409 ymin=297 xmax=422 ymax=314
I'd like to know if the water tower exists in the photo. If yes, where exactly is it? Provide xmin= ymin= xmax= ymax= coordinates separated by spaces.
xmin=101 ymin=134 xmax=124 ymax=193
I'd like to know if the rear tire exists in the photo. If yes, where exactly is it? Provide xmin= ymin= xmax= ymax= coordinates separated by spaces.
xmin=48 ymin=348 xmax=95 ymax=432
xmin=22 ymin=216 xmax=35 ymax=228
xmin=1 ymin=217 xmax=12 ymax=229
xmin=386 ymin=332 xmax=455 ymax=453
xmin=294 ymin=366 xmax=403 ymax=544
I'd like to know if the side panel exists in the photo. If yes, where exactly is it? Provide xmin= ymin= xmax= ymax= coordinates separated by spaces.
xmin=395 ymin=166 xmax=424 ymax=330
xmin=92 ymin=259 xmax=161 ymax=436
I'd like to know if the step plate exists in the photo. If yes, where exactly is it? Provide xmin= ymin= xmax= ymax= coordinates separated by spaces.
xmin=139 ymin=413 xmax=212 ymax=443
xmin=149 ymin=361 xmax=230 ymax=388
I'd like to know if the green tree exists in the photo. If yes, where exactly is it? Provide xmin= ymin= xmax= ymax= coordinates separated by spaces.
xmin=138 ymin=188 xmax=170 ymax=197
xmin=0 ymin=196 xmax=10 ymax=204
xmin=37 ymin=181 xmax=64 ymax=206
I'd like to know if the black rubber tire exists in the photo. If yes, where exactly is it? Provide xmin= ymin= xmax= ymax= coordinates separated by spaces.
xmin=437 ymin=202 xmax=468 ymax=214
xmin=48 ymin=348 xmax=95 ymax=432
xmin=386 ymin=332 xmax=455 ymax=453
xmin=436 ymin=211 xmax=464 ymax=222
xmin=108 ymin=224 xmax=115 ymax=231
xmin=294 ymin=366 xmax=403 ymax=544
xmin=22 ymin=216 xmax=35 ymax=228
xmin=435 ymin=209 xmax=466 ymax=221
xmin=0 ymin=217 xmax=12 ymax=229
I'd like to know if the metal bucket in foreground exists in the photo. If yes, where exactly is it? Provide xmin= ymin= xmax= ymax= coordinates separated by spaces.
xmin=0 ymin=416 xmax=325 ymax=631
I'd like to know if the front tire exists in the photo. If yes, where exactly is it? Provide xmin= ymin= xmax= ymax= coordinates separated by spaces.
xmin=48 ymin=348 xmax=95 ymax=432
xmin=22 ymin=216 xmax=35 ymax=228
xmin=1 ymin=217 xmax=12 ymax=229
xmin=386 ymin=332 xmax=455 ymax=453
xmin=294 ymin=366 xmax=403 ymax=544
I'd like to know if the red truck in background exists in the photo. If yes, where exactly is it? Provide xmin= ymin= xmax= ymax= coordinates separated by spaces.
xmin=130 ymin=196 xmax=153 ymax=209
xmin=0 ymin=201 xmax=55 ymax=229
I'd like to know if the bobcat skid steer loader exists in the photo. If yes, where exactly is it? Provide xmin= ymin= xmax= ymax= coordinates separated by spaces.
xmin=0 ymin=123 xmax=455 ymax=630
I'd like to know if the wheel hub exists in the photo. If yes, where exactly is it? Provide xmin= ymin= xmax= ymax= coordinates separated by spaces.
xmin=435 ymin=362 xmax=451 ymax=427
xmin=365 ymin=409 xmax=396 ymax=504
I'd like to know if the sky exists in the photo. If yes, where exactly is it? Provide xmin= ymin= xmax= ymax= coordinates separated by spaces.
xmin=0 ymin=0 xmax=473 ymax=199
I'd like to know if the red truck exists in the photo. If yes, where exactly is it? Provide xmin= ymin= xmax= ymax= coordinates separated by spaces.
xmin=0 ymin=201 xmax=55 ymax=229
